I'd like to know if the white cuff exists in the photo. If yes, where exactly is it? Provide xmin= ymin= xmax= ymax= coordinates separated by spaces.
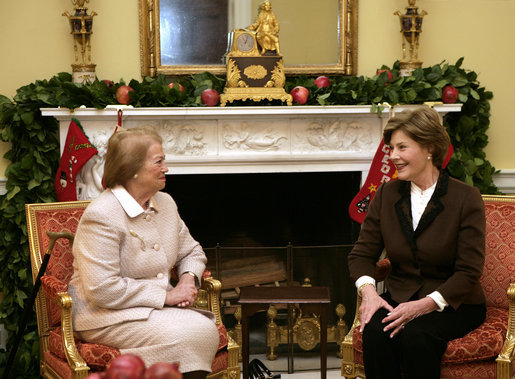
xmin=427 ymin=291 xmax=448 ymax=312
xmin=355 ymin=275 xmax=376 ymax=294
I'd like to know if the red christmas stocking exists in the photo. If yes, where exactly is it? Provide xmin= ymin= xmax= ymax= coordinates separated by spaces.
xmin=348 ymin=141 xmax=453 ymax=224
xmin=55 ymin=118 xmax=98 ymax=201
xmin=348 ymin=139 xmax=397 ymax=224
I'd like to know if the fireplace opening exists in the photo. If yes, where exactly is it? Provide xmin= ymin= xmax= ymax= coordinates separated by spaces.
xmin=166 ymin=171 xmax=362 ymax=366
xmin=165 ymin=171 xmax=362 ymax=328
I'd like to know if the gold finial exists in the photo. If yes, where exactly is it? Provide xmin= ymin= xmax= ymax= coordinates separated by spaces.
xmin=71 ymin=0 xmax=89 ymax=7
xmin=63 ymin=0 xmax=97 ymax=83
xmin=394 ymin=0 xmax=428 ymax=76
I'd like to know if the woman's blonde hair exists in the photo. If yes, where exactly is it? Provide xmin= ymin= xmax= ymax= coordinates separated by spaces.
xmin=103 ymin=126 xmax=162 ymax=188
xmin=383 ymin=106 xmax=451 ymax=168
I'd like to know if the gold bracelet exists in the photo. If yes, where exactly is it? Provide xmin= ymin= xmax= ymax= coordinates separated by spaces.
xmin=358 ymin=283 xmax=375 ymax=295
xmin=183 ymin=271 xmax=196 ymax=279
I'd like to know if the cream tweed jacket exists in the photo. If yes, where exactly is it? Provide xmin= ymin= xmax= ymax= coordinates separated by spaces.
xmin=68 ymin=188 xmax=207 ymax=331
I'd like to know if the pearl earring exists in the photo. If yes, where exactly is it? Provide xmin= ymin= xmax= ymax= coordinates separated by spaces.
xmin=427 ymin=156 xmax=432 ymax=160
xmin=133 ymin=173 xmax=139 ymax=179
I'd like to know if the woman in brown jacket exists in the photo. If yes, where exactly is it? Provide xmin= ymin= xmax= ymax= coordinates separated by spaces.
xmin=348 ymin=107 xmax=486 ymax=379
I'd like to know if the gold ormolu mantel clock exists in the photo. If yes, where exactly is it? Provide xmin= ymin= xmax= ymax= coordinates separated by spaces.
xmin=220 ymin=1 xmax=292 ymax=106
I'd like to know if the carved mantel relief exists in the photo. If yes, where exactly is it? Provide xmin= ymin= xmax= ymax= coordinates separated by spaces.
xmin=293 ymin=119 xmax=377 ymax=153
xmin=158 ymin=121 xmax=210 ymax=156
xmin=222 ymin=121 xmax=288 ymax=152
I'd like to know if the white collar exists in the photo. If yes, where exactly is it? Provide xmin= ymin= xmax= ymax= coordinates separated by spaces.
xmin=411 ymin=181 xmax=437 ymax=197
xmin=111 ymin=185 xmax=158 ymax=218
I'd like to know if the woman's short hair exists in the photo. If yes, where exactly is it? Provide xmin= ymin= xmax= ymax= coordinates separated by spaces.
xmin=383 ymin=106 xmax=451 ymax=167
xmin=103 ymin=126 xmax=163 ymax=188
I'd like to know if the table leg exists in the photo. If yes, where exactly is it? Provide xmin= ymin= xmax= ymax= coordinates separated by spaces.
xmin=287 ymin=304 xmax=293 ymax=374
xmin=241 ymin=306 xmax=250 ymax=379
xmin=320 ymin=304 xmax=328 ymax=379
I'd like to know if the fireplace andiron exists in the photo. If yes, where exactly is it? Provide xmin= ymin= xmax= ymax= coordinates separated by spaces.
xmin=229 ymin=279 xmax=348 ymax=361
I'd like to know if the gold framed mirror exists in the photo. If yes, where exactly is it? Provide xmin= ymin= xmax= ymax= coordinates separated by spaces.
xmin=139 ymin=0 xmax=358 ymax=77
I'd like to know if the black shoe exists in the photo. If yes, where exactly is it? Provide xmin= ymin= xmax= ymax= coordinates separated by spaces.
xmin=249 ymin=359 xmax=281 ymax=379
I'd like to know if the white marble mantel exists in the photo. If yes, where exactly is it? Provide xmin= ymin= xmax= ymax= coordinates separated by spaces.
xmin=42 ymin=104 xmax=460 ymax=173
xmin=41 ymin=104 xmax=461 ymax=199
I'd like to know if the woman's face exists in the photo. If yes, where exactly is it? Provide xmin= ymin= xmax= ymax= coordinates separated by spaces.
xmin=388 ymin=129 xmax=433 ymax=185
xmin=136 ymin=142 xmax=168 ymax=194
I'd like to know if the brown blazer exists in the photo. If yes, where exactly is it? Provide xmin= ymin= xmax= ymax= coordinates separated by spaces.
xmin=348 ymin=171 xmax=486 ymax=310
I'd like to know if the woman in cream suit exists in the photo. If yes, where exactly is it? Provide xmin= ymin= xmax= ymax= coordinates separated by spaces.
xmin=348 ymin=107 xmax=486 ymax=379
xmin=68 ymin=126 xmax=218 ymax=379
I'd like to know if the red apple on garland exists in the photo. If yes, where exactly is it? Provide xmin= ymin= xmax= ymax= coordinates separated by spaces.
xmin=290 ymin=86 xmax=309 ymax=105
xmin=168 ymin=82 xmax=184 ymax=92
xmin=144 ymin=362 xmax=182 ymax=379
xmin=106 ymin=354 xmax=146 ymax=379
xmin=376 ymin=69 xmax=393 ymax=84
xmin=201 ymin=88 xmax=219 ymax=106
xmin=116 ymin=85 xmax=135 ymax=105
xmin=314 ymin=76 xmax=331 ymax=88
xmin=442 ymin=85 xmax=459 ymax=104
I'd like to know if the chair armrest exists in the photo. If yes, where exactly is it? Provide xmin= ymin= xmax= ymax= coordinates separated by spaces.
xmin=55 ymin=291 xmax=89 ymax=375
xmin=496 ymin=283 xmax=515 ymax=371
xmin=200 ymin=277 xmax=223 ymax=325
xmin=227 ymin=334 xmax=240 ymax=368
xmin=199 ymin=276 xmax=242 ymax=374
xmin=41 ymin=275 xmax=68 ymax=302
xmin=375 ymin=258 xmax=391 ymax=282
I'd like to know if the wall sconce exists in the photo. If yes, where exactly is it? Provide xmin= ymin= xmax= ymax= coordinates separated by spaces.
xmin=394 ymin=0 xmax=427 ymax=76
xmin=63 ymin=0 xmax=97 ymax=84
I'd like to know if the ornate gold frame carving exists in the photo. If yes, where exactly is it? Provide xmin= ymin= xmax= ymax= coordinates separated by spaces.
xmin=139 ymin=0 xmax=358 ymax=77
xmin=266 ymin=303 xmax=348 ymax=360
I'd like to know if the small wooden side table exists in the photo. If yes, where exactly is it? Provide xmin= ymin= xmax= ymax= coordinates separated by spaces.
xmin=238 ymin=286 xmax=331 ymax=379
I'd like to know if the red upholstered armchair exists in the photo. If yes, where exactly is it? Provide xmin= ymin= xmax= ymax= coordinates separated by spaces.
xmin=341 ymin=194 xmax=515 ymax=379
xmin=25 ymin=201 xmax=240 ymax=379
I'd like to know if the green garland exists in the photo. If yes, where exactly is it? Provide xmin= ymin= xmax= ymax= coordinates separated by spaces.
xmin=0 ymin=58 xmax=498 ymax=377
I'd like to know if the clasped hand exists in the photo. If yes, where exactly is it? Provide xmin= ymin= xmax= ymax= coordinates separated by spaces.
xmin=359 ymin=286 xmax=437 ymax=338
xmin=165 ymin=274 xmax=197 ymax=308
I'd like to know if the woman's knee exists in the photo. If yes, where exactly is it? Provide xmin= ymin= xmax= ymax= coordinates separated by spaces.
xmin=363 ymin=320 xmax=392 ymax=351
xmin=399 ymin=325 xmax=446 ymax=355
xmin=363 ymin=308 xmax=390 ymax=339
xmin=363 ymin=319 xmax=385 ymax=340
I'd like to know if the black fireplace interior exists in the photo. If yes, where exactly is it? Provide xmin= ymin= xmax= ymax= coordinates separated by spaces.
xmin=165 ymin=171 xmax=362 ymax=247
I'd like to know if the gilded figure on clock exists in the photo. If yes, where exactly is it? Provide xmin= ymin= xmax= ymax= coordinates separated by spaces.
xmin=248 ymin=1 xmax=281 ymax=55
